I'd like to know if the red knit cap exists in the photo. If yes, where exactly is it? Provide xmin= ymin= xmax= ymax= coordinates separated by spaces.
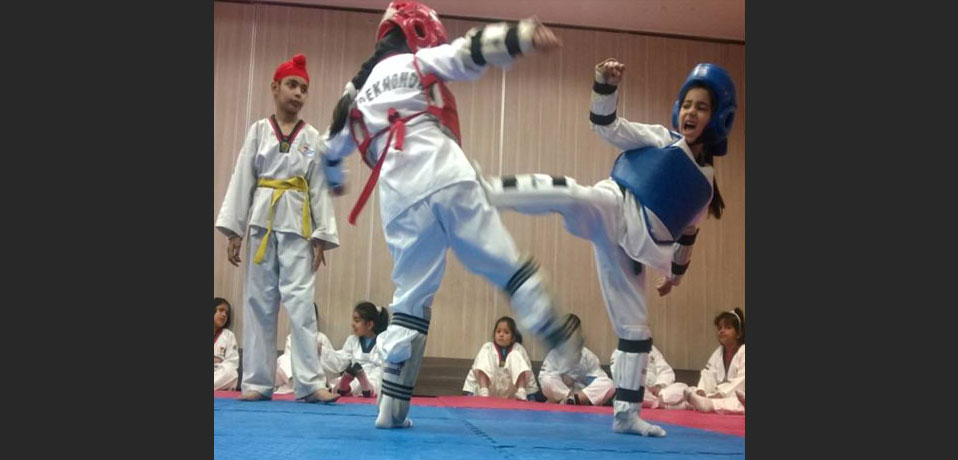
xmin=273 ymin=54 xmax=309 ymax=84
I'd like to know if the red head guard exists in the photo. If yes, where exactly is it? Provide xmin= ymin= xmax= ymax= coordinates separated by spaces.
xmin=377 ymin=1 xmax=448 ymax=52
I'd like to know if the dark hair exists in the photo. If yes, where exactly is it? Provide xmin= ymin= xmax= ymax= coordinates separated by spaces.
xmin=685 ymin=82 xmax=725 ymax=220
xmin=214 ymin=297 xmax=232 ymax=329
xmin=566 ymin=313 xmax=582 ymax=335
xmin=493 ymin=316 xmax=523 ymax=345
xmin=567 ymin=313 xmax=582 ymax=328
xmin=355 ymin=301 xmax=389 ymax=335
xmin=713 ymin=307 xmax=745 ymax=345
xmin=329 ymin=27 xmax=411 ymax=136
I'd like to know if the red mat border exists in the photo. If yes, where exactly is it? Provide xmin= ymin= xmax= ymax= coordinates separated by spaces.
xmin=214 ymin=391 xmax=743 ymax=437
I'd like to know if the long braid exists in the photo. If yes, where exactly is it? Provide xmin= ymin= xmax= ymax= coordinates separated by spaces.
xmin=697 ymin=150 xmax=725 ymax=219
xmin=329 ymin=27 xmax=410 ymax=136
xmin=689 ymin=83 xmax=726 ymax=220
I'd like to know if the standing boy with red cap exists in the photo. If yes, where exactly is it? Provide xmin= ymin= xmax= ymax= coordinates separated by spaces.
xmin=216 ymin=54 xmax=341 ymax=404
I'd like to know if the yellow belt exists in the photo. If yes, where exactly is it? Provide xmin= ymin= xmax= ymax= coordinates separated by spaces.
xmin=254 ymin=177 xmax=311 ymax=264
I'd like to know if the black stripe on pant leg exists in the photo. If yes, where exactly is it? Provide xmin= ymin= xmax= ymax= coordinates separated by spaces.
xmin=381 ymin=381 xmax=414 ymax=400
xmin=392 ymin=313 xmax=430 ymax=330
xmin=615 ymin=387 xmax=644 ymax=403
xmin=391 ymin=319 xmax=429 ymax=335
xmin=382 ymin=380 xmax=414 ymax=394
xmin=504 ymin=259 xmax=538 ymax=296
xmin=617 ymin=338 xmax=652 ymax=353
xmin=543 ymin=314 xmax=577 ymax=349
xmin=382 ymin=388 xmax=411 ymax=401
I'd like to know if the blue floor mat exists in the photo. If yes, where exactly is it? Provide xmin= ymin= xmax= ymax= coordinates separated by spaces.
xmin=214 ymin=398 xmax=744 ymax=459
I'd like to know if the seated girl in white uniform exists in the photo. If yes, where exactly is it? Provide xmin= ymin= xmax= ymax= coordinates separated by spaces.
xmin=330 ymin=302 xmax=389 ymax=397
xmin=214 ymin=298 xmax=240 ymax=391
xmin=463 ymin=316 xmax=540 ymax=401
xmin=685 ymin=308 xmax=745 ymax=414
xmin=539 ymin=314 xmax=615 ymax=406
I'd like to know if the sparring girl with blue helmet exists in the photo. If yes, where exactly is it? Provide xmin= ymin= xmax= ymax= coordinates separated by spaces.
xmin=478 ymin=59 xmax=738 ymax=438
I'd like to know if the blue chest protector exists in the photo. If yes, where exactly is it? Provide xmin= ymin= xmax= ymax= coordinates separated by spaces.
xmin=610 ymin=142 xmax=712 ymax=244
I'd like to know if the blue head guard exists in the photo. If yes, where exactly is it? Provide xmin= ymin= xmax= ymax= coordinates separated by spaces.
xmin=671 ymin=63 xmax=737 ymax=156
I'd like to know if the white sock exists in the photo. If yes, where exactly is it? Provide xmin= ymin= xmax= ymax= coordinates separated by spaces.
xmin=478 ymin=387 xmax=490 ymax=397
xmin=613 ymin=401 xmax=666 ymax=437
xmin=613 ymin=414 xmax=667 ymax=437
xmin=375 ymin=328 xmax=425 ymax=429
xmin=515 ymin=387 xmax=527 ymax=401
xmin=375 ymin=394 xmax=413 ymax=429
